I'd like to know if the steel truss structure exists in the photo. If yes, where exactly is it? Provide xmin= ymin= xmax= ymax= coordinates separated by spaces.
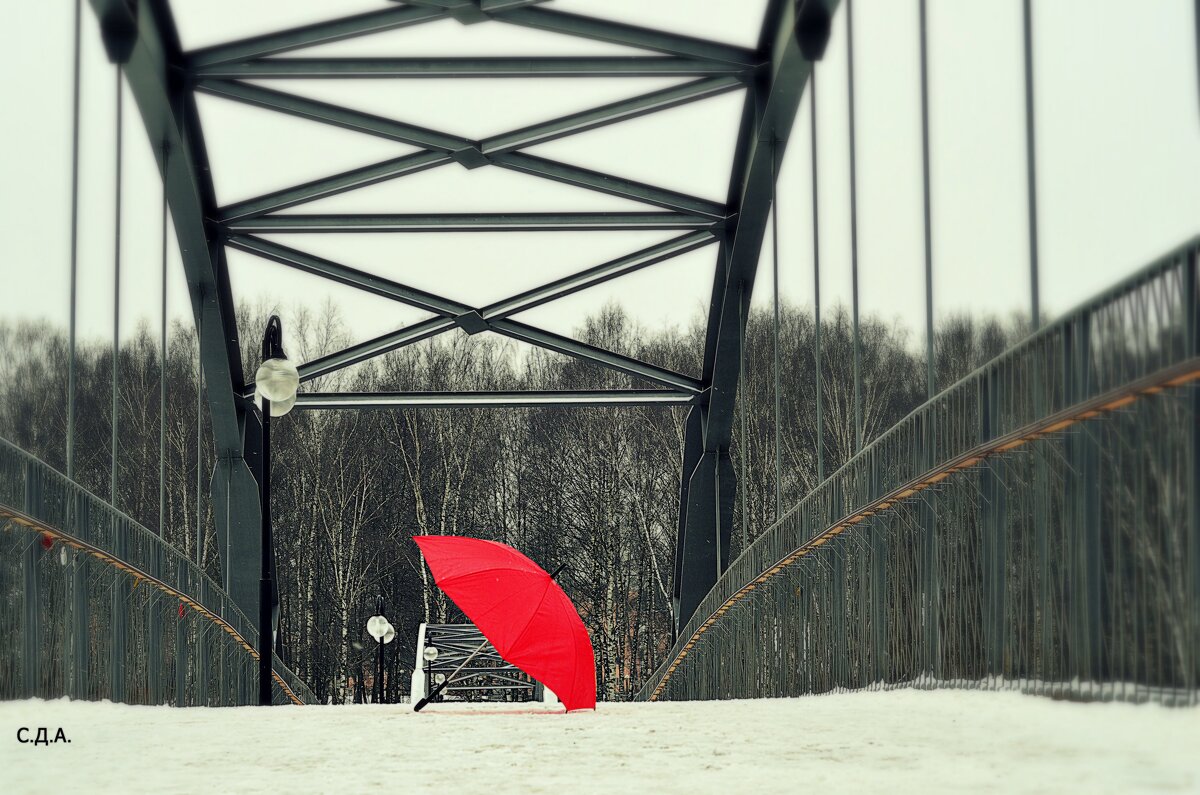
xmin=87 ymin=0 xmax=825 ymax=636
xmin=3 ymin=0 xmax=1190 ymax=711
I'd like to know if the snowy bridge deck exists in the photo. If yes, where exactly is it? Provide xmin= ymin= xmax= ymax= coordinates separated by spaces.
xmin=2 ymin=691 xmax=1196 ymax=794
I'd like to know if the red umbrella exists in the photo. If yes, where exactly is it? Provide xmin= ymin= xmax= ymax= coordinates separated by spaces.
xmin=412 ymin=535 xmax=596 ymax=712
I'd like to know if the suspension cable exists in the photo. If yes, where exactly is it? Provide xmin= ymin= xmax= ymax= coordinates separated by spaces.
xmin=811 ymin=68 xmax=824 ymax=484
xmin=66 ymin=0 xmax=82 ymax=480
xmin=160 ymin=145 xmax=169 ymax=537
xmin=738 ymin=277 xmax=747 ymax=551
xmin=771 ymin=140 xmax=783 ymax=522
xmin=112 ymin=66 xmax=123 ymax=508
xmin=919 ymin=0 xmax=935 ymax=399
xmin=846 ymin=0 xmax=863 ymax=452
xmin=1023 ymin=0 xmax=1041 ymax=328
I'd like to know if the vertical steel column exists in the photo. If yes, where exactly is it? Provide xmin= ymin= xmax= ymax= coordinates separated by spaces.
xmin=22 ymin=460 xmax=42 ymax=697
xmin=110 ymin=516 xmax=127 ymax=702
xmin=811 ymin=70 xmax=824 ymax=483
xmin=831 ymin=546 xmax=845 ymax=690
xmin=1075 ymin=317 xmax=1099 ymax=686
xmin=980 ymin=372 xmax=1007 ymax=682
xmin=71 ymin=492 xmax=89 ymax=699
xmin=1023 ymin=0 xmax=1041 ymax=328
xmin=260 ymin=394 xmax=274 ymax=706
xmin=846 ymin=0 xmax=863 ymax=452
xmin=176 ymin=567 xmax=187 ymax=706
xmin=771 ymin=142 xmax=784 ymax=520
xmin=871 ymin=478 xmax=887 ymax=683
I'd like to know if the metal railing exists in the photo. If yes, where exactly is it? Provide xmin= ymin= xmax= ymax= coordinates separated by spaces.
xmin=639 ymin=237 xmax=1200 ymax=706
xmin=0 ymin=438 xmax=315 ymax=706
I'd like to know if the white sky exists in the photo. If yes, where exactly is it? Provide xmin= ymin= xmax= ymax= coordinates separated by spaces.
xmin=1 ymin=0 xmax=1197 ymax=361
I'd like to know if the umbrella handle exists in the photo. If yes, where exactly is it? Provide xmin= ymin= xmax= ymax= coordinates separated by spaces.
xmin=413 ymin=637 xmax=491 ymax=712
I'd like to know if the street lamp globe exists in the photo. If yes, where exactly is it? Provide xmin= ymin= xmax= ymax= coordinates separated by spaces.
xmin=366 ymin=615 xmax=388 ymax=641
xmin=256 ymin=315 xmax=299 ymax=404
xmin=423 ymin=646 xmax=439 ymax=662
xmin=255 ymin=356 xmax=299 ymax=404
xmin=256 ymin=388 xmax=297 ymax=418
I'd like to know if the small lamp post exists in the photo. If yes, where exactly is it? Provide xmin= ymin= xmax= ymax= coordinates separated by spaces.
xmin=366 ymin=601 xmax=395 ymax=703
xmin=256 ymin=315 xmax=299 ymax=706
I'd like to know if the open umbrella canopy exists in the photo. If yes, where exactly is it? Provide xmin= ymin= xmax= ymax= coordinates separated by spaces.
xmin=413 ymin=535 xmax=596 ymax=712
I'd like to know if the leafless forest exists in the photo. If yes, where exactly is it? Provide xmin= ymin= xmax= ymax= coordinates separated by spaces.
xmin=0 ymin=302 xmax=1018 ymax=702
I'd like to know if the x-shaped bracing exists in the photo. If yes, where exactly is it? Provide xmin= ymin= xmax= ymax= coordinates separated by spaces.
xmin=196 ymin=3 xmax=758 ymax=402
xmin=232 ymin=231 xmax=713 ymax=396
xmin=199 ymin=76 xmax=740 ymax=223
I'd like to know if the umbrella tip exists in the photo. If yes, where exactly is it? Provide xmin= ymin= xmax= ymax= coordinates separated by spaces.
xmin=548 ymin=562 xmax=567 ymax=580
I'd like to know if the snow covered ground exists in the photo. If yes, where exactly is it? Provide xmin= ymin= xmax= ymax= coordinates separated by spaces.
xmin=1 ymin=690 xmax=1197 ymax=794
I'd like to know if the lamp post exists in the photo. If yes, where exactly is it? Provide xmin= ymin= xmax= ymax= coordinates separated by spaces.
xmin=366 ymin=599 xmax=395 ymax=703
xmin=256 ymin=315 xmax=299 ymax=706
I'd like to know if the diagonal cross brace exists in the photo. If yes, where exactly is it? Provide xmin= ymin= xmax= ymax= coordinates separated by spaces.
xmin=227 ymin=234 xmax=708 ymax=394
xmin=208 ymin=75 xmax=739 ymax=223
xmin=187 ymin=2 xmax=755 ymax=69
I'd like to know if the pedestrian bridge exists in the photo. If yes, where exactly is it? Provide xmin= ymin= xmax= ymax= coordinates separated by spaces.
xmin=1 ymin=0 xmax=1198 ymax=708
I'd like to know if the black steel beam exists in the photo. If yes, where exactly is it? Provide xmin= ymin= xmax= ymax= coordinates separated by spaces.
xmin=217 ymin=151 xmax=452 ymax=224
xmin=90 ymin=0 xmax=265 ymax=625
xmin=91 ymin=1 xmax=243 ymax=451
xmin=488 ymin=319 xmax=702 ymax=393
xmin=294 ymin=390 xmax=696 ymax=409
xmin=226 ymin=235 xmax=468 ymax=317
xmin=480 ymin=76 xmax=743 ymax=154
xmin=195 ymin=79 xmax=473 ymax=153
xmin=480 ymin=230 xmax=717 ymax=318
xmin=212 ymin=81 xmax=734 ymax=223
xmin=673 ymin=0 xmax=836 ymax=633
xmin=496 ymin=7 xmax=760 ymax=66
xmin=192 ymin=56 xmax=753 ymax=80
xmin=220 ymin=149 xmax=725 ymax=224
xmin=294 ymin=318 xmax=458 ymax=392
xmin=225 ymin=212 xmax=720 ymax=234
xmin=229 ymin=235 xmax=704 ymax=394
xmin=491 ymin=152 xmax=727 ymax=219
xmin=187 ymin=5 xmax=448 ymax=68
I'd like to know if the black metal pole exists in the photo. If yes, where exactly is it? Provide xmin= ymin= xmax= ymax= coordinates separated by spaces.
xmin=376 ymin=637 xmax=384 ymax=703
xmin=258 ymin=391 xmax=273 ymax=706
xmin=376 ymin=595 xmax=385 ymax=704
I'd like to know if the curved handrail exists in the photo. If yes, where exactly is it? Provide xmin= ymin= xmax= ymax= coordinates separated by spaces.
xmin=639 ymin=235 xmax=1200 ymax=700
xmin=0 ymin=437 xmax=315 ymax=705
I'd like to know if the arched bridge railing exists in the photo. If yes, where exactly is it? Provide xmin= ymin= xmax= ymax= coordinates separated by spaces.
xmin=639 ymin=237 xmax=1200 ymax=706
xmin=0 ymin=439 xmax=314 ymax=706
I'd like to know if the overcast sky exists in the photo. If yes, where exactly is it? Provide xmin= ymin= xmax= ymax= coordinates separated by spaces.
xmin=1 ymin=0 xmax=1197 ymax=365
